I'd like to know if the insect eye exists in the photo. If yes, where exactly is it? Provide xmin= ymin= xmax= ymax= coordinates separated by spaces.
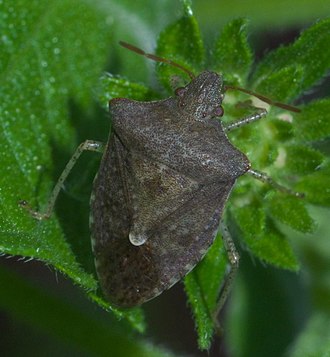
xmin=174 ymin=87 xmax=186 ymax=97
xmin=214 ymin=106 xmax=224 ymax=117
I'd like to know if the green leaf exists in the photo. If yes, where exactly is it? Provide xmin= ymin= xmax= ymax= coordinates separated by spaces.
xmin=265 ymin=193 xmax=316 ymax=233
xmin=193 ymin=1 xmax=330 ymax=28
xmin=184 ymin=274 xmax=214 ymax=350
xmin=289 ymin=312 xmax=330 ymax=357
xmin=98 ymin=74 xmax=159 ymax=110
xmin=271 ymin=118 xmax=295 ymax=142
xmin=231 ymin=205 xmax=299 ymax=270
xmin=295 ymin=162 xmax=330 ymax=206
xmin=251 ymin=65 xmax=304 ymax=102
xmin=293 ymin=99 xmax=330 ymax=141
xmin=184 ymin=234 xmax=227 ymax=350
xmin=283 ymin=144 xmax=325 ymax=174
xmin=226 ymin=257 xmax=307 ymax=357
xmin=252 ymin=18 xmax=330 ymax=97
xmin=156 ymin=0 xmax=205 ymax=91
xmin=212 ymin=18 xmax=253 ymax=85
xmin=0 ymin=0 xmax=143 ymax=330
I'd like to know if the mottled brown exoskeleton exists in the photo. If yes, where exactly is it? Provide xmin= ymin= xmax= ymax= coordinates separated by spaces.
xmin=20 ymin=42 xmax=301 ymax=319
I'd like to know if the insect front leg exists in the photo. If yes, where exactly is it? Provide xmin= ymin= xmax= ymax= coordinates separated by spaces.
xmin=223 ymin=108 xmax=267 ymax=132
xmin=19 ymin=140 xmax=105 ymax=220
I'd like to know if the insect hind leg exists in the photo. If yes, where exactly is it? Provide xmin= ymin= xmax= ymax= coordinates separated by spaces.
xmin=212 ymin=221 xmax=240 ymax=333
xmin=223 ymin=107 xmax=267 ymax=132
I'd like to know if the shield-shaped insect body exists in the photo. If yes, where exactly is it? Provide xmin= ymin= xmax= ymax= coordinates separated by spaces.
xmin=20 ymin=42 xmax=301 ymax=313
xmin=90 ymin=71 xmax=250 ymax=307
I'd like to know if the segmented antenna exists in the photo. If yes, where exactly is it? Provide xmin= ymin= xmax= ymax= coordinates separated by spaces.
xmin=119 ymin=41 xmax=195 ymax=80
xmin=119 ymin=41 xmax=300 ymax=113
xmin=225 ymin=85 xmax=301 ymax=113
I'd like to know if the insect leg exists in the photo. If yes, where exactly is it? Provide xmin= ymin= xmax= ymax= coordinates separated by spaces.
xmin=213 ymin=221 xmax=240 ymax=326
xmin=223 ymin=108 xmax=267 ymax=132
xmin=247 ymin=168 xmax=304 ymax=198
xmin=19 ymin=140 xmax=105 ymax=220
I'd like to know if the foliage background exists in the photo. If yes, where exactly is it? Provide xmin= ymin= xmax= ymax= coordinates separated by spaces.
xmin=0 ymin=0 xmax=329 ymax=356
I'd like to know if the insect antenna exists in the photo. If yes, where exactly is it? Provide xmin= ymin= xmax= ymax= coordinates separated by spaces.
xmin=224 ymin=85 xmax=301 ymax=113
xmin=119 ymin=41 xmax=195 ymax=80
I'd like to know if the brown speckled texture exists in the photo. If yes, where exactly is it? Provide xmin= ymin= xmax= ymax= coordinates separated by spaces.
xmin=90 ymin=71 xmax=250 ymax=307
